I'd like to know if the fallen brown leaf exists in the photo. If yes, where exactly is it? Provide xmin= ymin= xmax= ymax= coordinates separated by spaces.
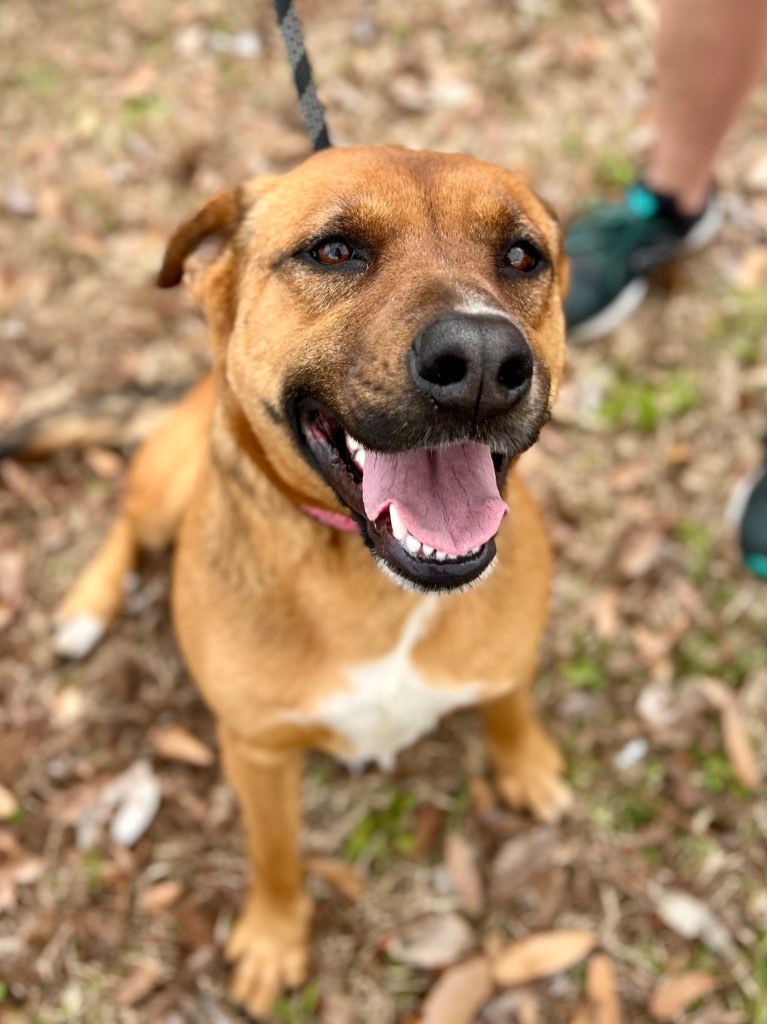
xmin=648 ymin=971 xmax=717 ymax=1021
xmin=305 ymin=856 xmax=364 ymax=903
xmin=413 ymin=802 xmax=446 ymax=860
xmin=0 ymin=785 xmax=19 ymax=820
xmin=569 ymin=1008 xmax=591 ymax=1024
xmin=648 ymin=884 xmax=735 ymax=959
xmin=489 ymin=827 xmax=558 ymax=903
xmin=139 ymin=880 xmax=184 ymax=914
xmin=492 ymin=929 xmax=598 ymax=988
xmin=383 ymin=912 xmax=475 ymax=970
xmin=696 ymin=678 xmax=761 ymax=788
xmin=483 ymin=990 xmax=541 ymax=1024
xmin=617 ymin=529 xmax=664 ymax=579
xmin=149 ymin=724 xmax=215 ymax=767
xmin=584 ymin=953 xmax=621 ymax=1024
xmin=443 ymin=832 xmax=485 ymax=916
xmin=84 ymin=445 xmax=124 ymax=479
xmin=419 ymin=956 xmax=493 ymax=1024
xmin=469 ymin=776 xmax=496 ymax=816
xmin=321 ymin=990 xmax=354 ymax=1024
xmin=116 ymin=960 xmax=164 ymax=1006
xmin=77 ymin=760 xmax=161 ymax=850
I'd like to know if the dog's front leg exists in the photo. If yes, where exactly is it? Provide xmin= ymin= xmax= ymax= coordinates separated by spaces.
xmin=481 ymin=687 xmax=573 ymax=825
xmin=218 ymin=724 xmax=312 ymax=1017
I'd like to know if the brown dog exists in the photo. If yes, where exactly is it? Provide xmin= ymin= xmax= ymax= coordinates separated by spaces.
xmin=55 ymin=146 xmax=570 ymax=1016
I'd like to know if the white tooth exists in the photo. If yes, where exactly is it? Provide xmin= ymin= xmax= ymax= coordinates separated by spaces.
xmin=346 ymin=433 xmax=361 ymax=453
xmin=422 ymin=544 xmax=434 ymax=557
xmin=389 ymin=504 xmax=407 ymax=540
xmin=405 ymin=534 xmax=421 ymax=555
xmin=353 ymin=449 xmax=366 ymax=470
xmin=435 ymin=550 xmax=447 ymax=561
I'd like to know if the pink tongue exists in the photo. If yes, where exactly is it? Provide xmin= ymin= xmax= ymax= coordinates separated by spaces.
xmin=362 ymin=442 xmax=508 ymax=556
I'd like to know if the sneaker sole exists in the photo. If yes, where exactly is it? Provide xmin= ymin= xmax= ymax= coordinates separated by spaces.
xmin=567 ymin=277 xmax=649 ymax=344
xmin=567 ymin=193 xmax=725 ymax=344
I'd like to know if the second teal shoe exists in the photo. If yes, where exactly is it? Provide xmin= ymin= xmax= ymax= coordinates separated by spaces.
xmin=564 ymin=182 xmax=723 ymax=342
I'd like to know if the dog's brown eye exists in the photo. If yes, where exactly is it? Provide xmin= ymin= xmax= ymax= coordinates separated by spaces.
xmin=503 ymin=243 xmax=540 ymax=274
xmin=315 ymin=240 xmax=353 ymax=265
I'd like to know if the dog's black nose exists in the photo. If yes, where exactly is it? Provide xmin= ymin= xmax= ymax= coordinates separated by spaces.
xmin=409 ymin=314 xmax=534 ymax=419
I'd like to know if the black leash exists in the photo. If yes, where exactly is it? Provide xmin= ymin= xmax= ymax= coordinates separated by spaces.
xmin=272 ymin=0 xmax=331 ymax=151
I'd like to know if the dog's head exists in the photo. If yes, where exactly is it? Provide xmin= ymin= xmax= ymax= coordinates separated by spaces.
xmin=159 ymin=147 xmax=567 ymax=593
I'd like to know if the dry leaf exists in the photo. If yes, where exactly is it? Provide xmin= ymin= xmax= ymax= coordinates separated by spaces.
xmin=413 ymin=802 xmax=446 ymax=860
xmin=483 ymin=990 xmax=541 ymax=1024
xmin=649 ymin=971 xmax=717 ymax=1020
xmin=585 ymin=587 xmax=621 ymax=641
xmin=77 ymin=760 xmax=161 ymax=850
xmin=10 ymin=856 xmax=44 ymax=886
xmin=419 ymin=956 xmax=493 ymax=1024
xmin=444 ymin=833 xmax=485 ymax=916
xmin=649 ymin=884 xmax=735 ymax=959
xmin=0 ymin=785 xmax=19 ymax=820
xmin=139 ymin=880 xmax=184 ymax=914
xmin=569 ymin=1008 xmax=591 ymax=1024
xmin=321 ymin=990 xmax=354 ymax=1024
xmin=149 ymin=724 xmax=215 ymax=767
xmin=84 ymin=446 xmax=124 ymax=479
xmin=116 ymin=960 xmax=164 ymax=1006
xmin=383 ymin=913 xmax=475 ymax=970
xmin=617 ymin=530 xmax=664 ymax=579
xmin=492 ymin=929 xmax=598 ymax=987
xmin=0 ymin=549 xmax=25 ymax=611
xmin=305 ymin=856 xmax=364 ymax=903
xmin=489 ymin=827 xmax=557 ymax=903
xmin=696 ymin=678 xmax=761 ymax=788
xmin=50 ymin=687 xmax=86 ymax=727
xmin=584 ymin=953 xmax=621 ymax=1024
xmin=469 ymin=776 xmax=496 ymax=816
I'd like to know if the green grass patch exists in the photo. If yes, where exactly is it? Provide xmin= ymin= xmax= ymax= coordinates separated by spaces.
xmin=120 ymin=93 xmax=165 ymax=127
xmin=343 ymin=789 xmax=417 ymax=870
xmin=83 ymin=849 xmax=105 ymax=895
xmin=675 ymin=519 xmax=714 ymax=583
xmin=707 ymin=289 xmax=767 ymax=367
xmin=273 ymin=982 xmax=320 ymax=1023
xmin=561 ymin=650 xmax=608 ymax=692
xmin=596 ymin=151 xmax=636 ymax=188
xmin=15 ymin=62 xmax=66 ymax=94
xmin=613 ymin=794 xmax=655 ymax=832
xmin=694 ymin=749 xmax=749 ymax=797
xmin=600 ymin=370 xmax=698 ymax=433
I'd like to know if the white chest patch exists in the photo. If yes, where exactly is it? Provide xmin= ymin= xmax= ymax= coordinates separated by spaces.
xmin=292 ymin=598 xmax=481 ymax=770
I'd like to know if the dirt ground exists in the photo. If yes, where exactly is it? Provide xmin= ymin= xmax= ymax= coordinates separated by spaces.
xmin=2 ymin=1 xmax=767 ymax=1021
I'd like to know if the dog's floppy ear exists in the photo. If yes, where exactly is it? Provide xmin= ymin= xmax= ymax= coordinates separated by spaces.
xmin=157 ymin=179 xmax=276 ymax=295
xmin=157 ymin=188 xmax=244 ymax=289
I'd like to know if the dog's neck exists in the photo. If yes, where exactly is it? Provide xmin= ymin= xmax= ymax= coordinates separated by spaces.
xmin=212 ymin=392 xmax=358 ymax=534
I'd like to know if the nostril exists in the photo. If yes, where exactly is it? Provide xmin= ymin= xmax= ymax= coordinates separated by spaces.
xmin=420 ymin=352 xmax=467 ymax=388
xmin=498 ymin=351 xmax=533 ymax=391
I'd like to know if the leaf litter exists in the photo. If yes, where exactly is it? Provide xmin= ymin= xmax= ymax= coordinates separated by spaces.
xmin=2 ymin=0 xmax=767 ymax=1020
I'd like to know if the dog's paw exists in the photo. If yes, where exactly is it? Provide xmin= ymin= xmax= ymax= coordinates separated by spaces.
xmin=226 ymin=895 xmax=312 ymax=1018
xmin=492 ymin=733 xmax=573 ymax=824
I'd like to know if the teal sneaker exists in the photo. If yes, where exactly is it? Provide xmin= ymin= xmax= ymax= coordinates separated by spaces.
xmin=564 ymin=182 xmax=723 ymax=342
xmin=730 ymin=446 xmax=767 ymax=579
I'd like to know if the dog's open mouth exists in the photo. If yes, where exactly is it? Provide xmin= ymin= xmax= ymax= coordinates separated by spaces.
xmin=297 ymin=404 xmax=510 ymax=592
